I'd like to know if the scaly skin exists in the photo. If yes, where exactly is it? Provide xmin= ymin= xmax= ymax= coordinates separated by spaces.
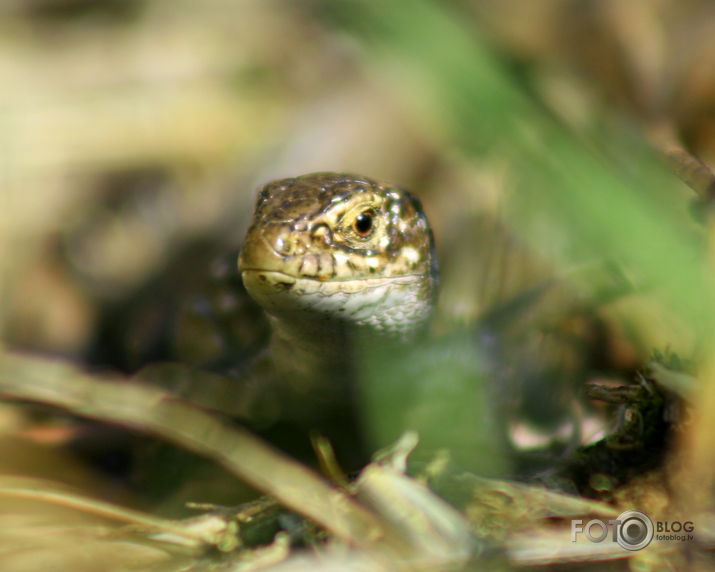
xmin=238 ymin=172 xmax=437 ymax=412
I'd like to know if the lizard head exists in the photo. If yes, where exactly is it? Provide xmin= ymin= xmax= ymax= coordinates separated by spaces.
xmin=239 ymin=172 xmax=437 ymax=338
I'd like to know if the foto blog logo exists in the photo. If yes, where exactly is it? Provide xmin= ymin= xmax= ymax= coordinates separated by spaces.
xmin=571 ymin=510 xmax=654 ymax=551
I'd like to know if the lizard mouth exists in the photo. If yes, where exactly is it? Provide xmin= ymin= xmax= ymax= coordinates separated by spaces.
xmin=241 ymin=267 xmax=424 ymax=287
xmin=240 ymin=269 xmax=297 ymax=290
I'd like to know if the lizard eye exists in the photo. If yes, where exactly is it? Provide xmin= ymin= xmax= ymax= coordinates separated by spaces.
xmin=353 ymin=210 xmax=374 ymax=237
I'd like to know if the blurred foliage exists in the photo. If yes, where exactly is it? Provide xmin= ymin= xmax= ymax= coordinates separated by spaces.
xmin=1 ymin=0 xmax=715 ymax=569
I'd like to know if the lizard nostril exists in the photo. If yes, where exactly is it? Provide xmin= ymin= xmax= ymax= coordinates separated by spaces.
xmin=310 ymin=223 xmax=333 ymax=246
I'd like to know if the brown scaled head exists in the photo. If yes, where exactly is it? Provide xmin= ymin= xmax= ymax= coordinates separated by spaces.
xmin=239 ymin=172 xmax=435 ymax=282
xmin=239 ymin=172 xmax=437 ymax=336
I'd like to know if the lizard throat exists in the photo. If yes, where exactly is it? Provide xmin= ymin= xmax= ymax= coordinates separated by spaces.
xmin=240 ymin=268 xmax=433 ymax=340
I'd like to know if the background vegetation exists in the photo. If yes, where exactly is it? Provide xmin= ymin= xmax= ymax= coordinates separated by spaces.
xmin=1 ymin=0 xmax=714 ymax=569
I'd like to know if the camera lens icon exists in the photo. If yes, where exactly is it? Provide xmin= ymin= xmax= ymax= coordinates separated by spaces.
xmin=616 ymin=510 xmax=654 ymax=551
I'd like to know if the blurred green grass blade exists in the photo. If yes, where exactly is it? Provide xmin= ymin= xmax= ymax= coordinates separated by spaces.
xmin=330 ymin=0 xmax=709 ymax=327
